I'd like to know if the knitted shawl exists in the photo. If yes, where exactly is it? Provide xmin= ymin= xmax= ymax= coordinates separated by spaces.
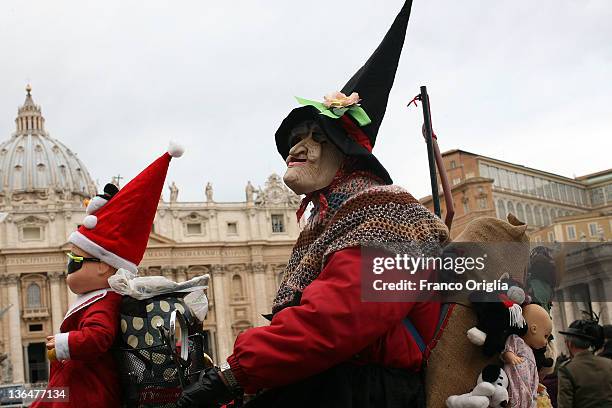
xmin=272 ymin=172 xmax=449 ymax=314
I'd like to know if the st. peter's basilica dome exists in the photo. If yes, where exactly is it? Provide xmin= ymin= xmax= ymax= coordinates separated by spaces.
xmin=0 ymin=86 xmax=96 ymax=203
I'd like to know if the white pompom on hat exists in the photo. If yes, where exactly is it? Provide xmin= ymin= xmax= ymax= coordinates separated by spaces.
xmin=71 ymin=143 xmax=184 ymax=274
xmin=168 ymin=141 xmax=184 ymax=158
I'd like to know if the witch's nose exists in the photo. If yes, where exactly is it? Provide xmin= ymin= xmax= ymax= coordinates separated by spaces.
xmin=288 ymin=140 xmax=307 ymax=156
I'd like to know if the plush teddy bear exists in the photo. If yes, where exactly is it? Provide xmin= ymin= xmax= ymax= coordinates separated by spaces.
xmin=467 ymin=275 xmax=528 ymax=356
xmin=446 ymin=364 xmax=509 ymax=408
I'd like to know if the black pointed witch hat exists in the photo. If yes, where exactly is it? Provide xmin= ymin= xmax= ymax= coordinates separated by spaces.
xmin=275 ymin=0 xmax=414 ymax=184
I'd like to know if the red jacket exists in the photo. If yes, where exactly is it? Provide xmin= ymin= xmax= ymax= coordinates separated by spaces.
xmin=227 ymin=247 xmax=440 ymax=394
xmin=32 ymin=289 xmax=122 ymax=408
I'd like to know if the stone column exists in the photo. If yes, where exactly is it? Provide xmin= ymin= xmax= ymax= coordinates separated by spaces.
xmin=48 ymin=272 xmax=64 ymax=333
xmin=251 ymin=263 xmax=268 ymax=327
xmin=211 ymin=265 xmax=232 ymax=362
xmin=161 ymin=265 xmax=175 ymax=282
xmin=561 ymin=287 xmax=576 ymax=328
xmin=138 ymin=266 xmax=148 ymax=277
xmin=176 ymin=266 xmax=188 ymax=283
xmin=598 ymin=278 xmax=612 ymax=325
xmin=7 ymin=274 xmax=24 ymax=383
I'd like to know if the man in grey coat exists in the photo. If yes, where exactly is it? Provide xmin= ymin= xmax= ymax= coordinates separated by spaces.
xmin=558 ymin=320 xmax=612 ymax=408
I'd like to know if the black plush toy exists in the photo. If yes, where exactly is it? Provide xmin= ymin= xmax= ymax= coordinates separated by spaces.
xmin=467 ymin=275 xmax=529 ymax=356
xmin=533 ymin=338 xmax=554 ymax=371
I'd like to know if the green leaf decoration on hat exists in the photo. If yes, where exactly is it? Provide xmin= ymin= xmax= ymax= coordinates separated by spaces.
xmin=295 ymin=92 xmax=372 ymax=127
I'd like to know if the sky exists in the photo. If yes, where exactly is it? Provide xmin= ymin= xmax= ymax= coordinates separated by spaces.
xmin=0 ymin=0 xmax=610 ymax=203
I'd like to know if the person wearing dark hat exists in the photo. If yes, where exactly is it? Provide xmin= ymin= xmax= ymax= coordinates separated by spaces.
xmin=177 ymin=1 xmax=449 ymax=407
xmin=557 ymin=319 xmax=612 ymax=408
xmin=600 ymin=325 xmax=612 ymax=360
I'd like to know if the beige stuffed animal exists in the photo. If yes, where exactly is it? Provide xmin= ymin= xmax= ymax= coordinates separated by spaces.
xmin=426 ymin=214 xmax=529 ymax=408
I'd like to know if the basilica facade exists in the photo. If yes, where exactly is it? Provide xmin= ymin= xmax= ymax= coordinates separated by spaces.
xmin=0 ymin=88 xmax=301 ymax=385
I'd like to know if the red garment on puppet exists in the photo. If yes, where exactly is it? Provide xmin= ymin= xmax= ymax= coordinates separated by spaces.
xmin=227 ymin=247 xmax=440 ymax=394
xmin=31 ymin=290 xmax=122 ymax=408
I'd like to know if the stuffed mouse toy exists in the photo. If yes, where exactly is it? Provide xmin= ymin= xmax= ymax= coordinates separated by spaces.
xmin=446 ymin=364 xmax=509 ymax=408
xmin=467 ymin=275 xmax=528 ymax=356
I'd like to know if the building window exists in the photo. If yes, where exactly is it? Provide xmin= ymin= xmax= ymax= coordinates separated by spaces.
xmin=590 ymin=187 xmax=605 ymax=206
xmin=548 ymin=231 xmax=555 ymax=242
xmin=479 ymin=163 xmax=489 ymax=178
xmin=489 ymin=167 xmax=500 ymax=187
xmin=527 ymin=176 xmax=536 ymax=196
xmin=517 ymin=203 xmax=525 ymax=222
xmin=497 ymin=200 xmax=506 ymax=220
xmin=462 ymin=200 xmax=469 ymax=214
xmin=449 ymin=160 xmax=457 ymax=169
xmin=499 ymin=169 xmax=510 ymax=189
xmin=525 ymin=204 xmax=534 ymax=226
xmin=566 ymin=225 xmax=576 ymax=240
xmin=560 ymin=184 xmax=568 ymax=203
xmin=535 ymin=178 xmax=544 ymax=198
xmin=507 ymin=202 xmax=515 ymax=217
xmin=579 ymin=190 xmax=587 ymax=206
xmin=29 ymin=324 xmax=43 ymax=332
xmin=552 ymin=182 xmax=560 ymax=202
xmin=27 ymin=283 xmax=41 ymax=308
xmin=478 ymin=197 xmax=487 ymax=209
xmin=542 ymin=208 xmax=550 ymax=226
xmin=544 ymin=180 xmax=552 ymax=200
xmin=517 ymin=173 xmax=527 ymax=194
xmin=452 ymin=178 xmax=461 ymax=186
xmin=186 ymin=223 xmax=202 ymax=235
xmin=22 ymin=226 xmax=42 ymax=240
xmin=534 ymin=207 xmax=542 ymax=226
xmin=509 ymin=172 xmax=518 ymax=192
xmin=231 ymin=274 xmax=245 ymax=300
xmin=271 ymin=214 xmax=285 ymax=233
xmin=227 ymin=222 xmax=238 ymax=235
xmin=572 ymin=187 xmax=580 ymax=205
xmin=589 ymin=223 xmax=599 ymax=236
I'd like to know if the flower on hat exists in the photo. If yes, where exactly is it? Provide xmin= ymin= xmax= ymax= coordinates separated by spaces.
xmin=323 ymin=92 xmax=361 ymax=109
xmin=295 ymin=92 xmax=372 ymax=127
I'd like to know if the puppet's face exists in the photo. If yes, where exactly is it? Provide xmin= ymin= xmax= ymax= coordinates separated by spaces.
xmin=65 ymin=244 xmax=116 ymax=295
xmin=283 ymin=121 xmax=344 ymax=195
xmin=522 ymin=304 xmax=553 ymax=349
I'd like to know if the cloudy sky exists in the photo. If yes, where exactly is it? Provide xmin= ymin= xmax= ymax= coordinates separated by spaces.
xmin=0 ymin=0 xmax=610 ymax=202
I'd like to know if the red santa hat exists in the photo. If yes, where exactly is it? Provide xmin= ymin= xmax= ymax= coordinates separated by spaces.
xmin=68 ymin=142 xmax=184 ymax=274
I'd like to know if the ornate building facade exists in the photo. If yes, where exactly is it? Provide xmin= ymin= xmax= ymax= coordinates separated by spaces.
xmin=420 ymin=149 xmax=611 ymax=240
xmin=0 ymin=88 xmax=301 ymax=385
xmin=420 ymin=149 xmax=611 ymax=351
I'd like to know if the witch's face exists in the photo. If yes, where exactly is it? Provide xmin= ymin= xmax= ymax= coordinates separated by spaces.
xmin=283 ymin=123 xmax=344 ymax=195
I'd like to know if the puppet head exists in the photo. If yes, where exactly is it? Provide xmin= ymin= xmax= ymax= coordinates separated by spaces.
xmin=67 ymin=143 xmax=183 ymax=294
xmin=66 ymin=244 xmax=116 ymax=294
xmin=275 ymin=1 xmax=417 ymax=187
xmin=283 ymin=121 xmax=345 ymax=195
xmin=522 ymin=304 xmax=553 ymax=350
